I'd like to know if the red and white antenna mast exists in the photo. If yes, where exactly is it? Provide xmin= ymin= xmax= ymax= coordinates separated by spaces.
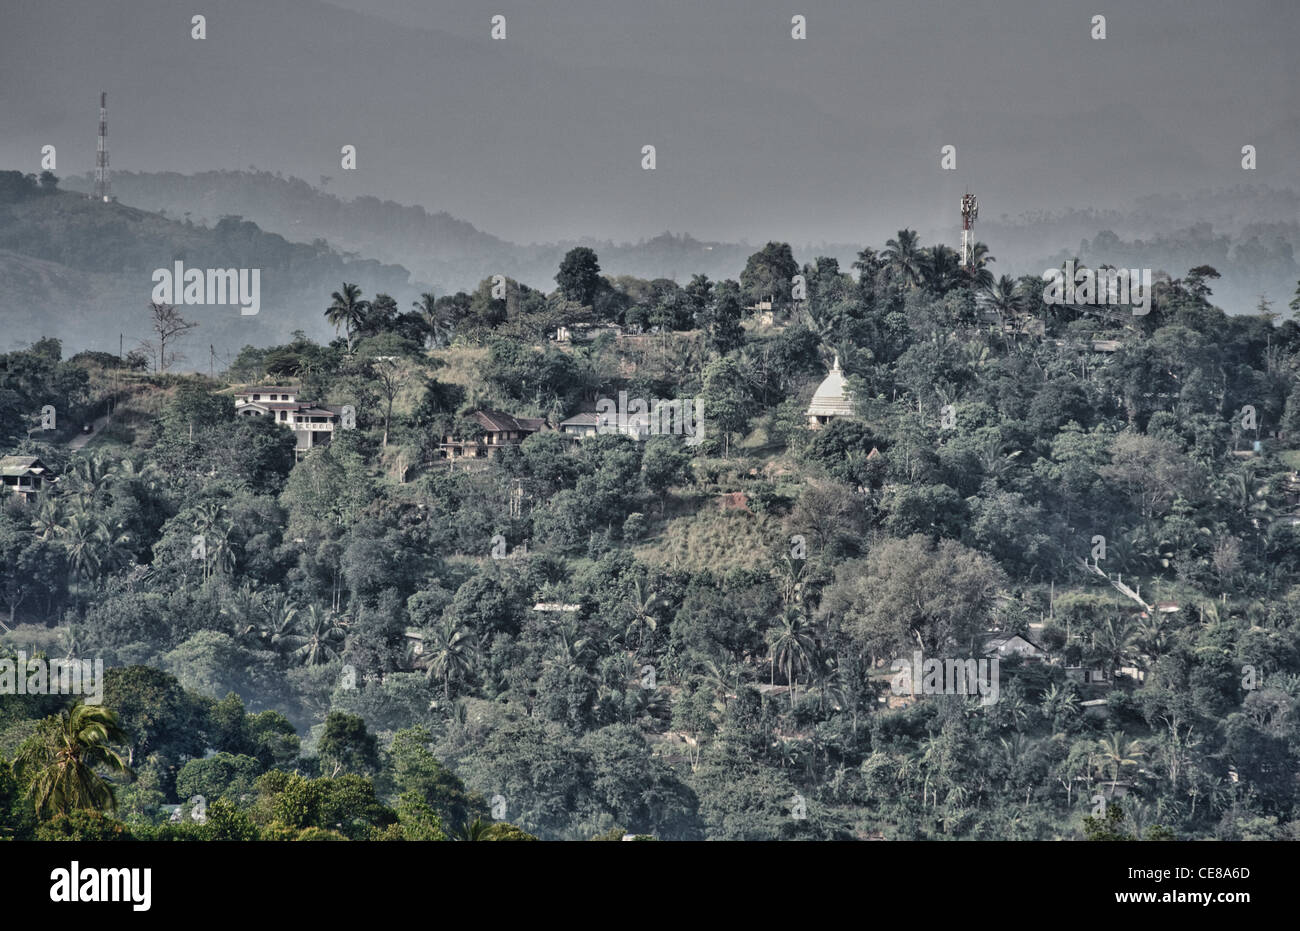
xmin=960 ymin=192 xmax=978 ymax=267
xmin=94 ymin=92 xmax=111 ymax=202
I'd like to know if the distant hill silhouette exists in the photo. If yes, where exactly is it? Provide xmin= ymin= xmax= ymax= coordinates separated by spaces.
xmin=0 ymin=171 xmax=416 ymax=361
xmin=68 ymin=170 xmax=1300 ymax=318
xmin=63 ymin=169 xmax=791 ymax=294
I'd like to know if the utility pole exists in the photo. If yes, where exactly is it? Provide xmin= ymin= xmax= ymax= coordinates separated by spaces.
xmin=109 ymin=332 xmax=123 ymax=423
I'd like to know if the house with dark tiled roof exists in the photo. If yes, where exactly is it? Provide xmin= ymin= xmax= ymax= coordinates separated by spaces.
xmin=438 ymin=410 xmax=546 ymax=460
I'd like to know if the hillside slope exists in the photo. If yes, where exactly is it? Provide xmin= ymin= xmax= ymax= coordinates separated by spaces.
xmin=0 ymin=176 xmax=417 ymax=360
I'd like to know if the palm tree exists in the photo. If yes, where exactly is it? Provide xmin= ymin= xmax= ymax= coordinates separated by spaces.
xmin=325 ymin=283 xmax=370 ymax=353
xmin=569 ymin=345 xmax=606 ymax=403
xmin=56 ymin=513 xmax=109 ymax=584
xmin=543 ymin=621 xmax=594 ymax=712
xmin=918 ymin=731 xmax=947 ymax=808
xmin=15 ymin=702 xmax=133 ymax=817
xmin=826 ymin=651 xmax=870 ymax=733
xmin=984 ymin=275 xmax=1023 ymax=332
xmin=1095 ymin=731 xmax=1145 ymax=783
xmin=922 ymin=244 xmax=963 ymax=294
xmin=64 ymin=454 xmax=115 ymax=508
xmin=100 ymin=520 xmax=133 ymax=576
xmin=111 ymin=457 xmax=161 ymax=493
xmin=628 ymin=684 xmax=669 ymax=729
xmin=30 ymin=495 xmax=64 ymax=542
xmin=207 ymin=525 xmax=236 ymax=581
xmin=998 ymin=733 xmax=1029 ymax=793
xmin=1091 ymin=617 xmax=1139 ymax=679
xmin=851 ymin=246 xmax=883 ymax=290
xmin=220 ymin=583 xmax=262 ymax=643
xmin=291 ymin=605 xmax=346 ymax=666
xmin=413 ymin=292 xmax=449 ymax=349
xmin=997 ymin=693 xmax=1032 ymax=732
xmin=262 ymin=593 xmax=301 ymax=656
xmin=1134 ymin=614 xmax=1171 ymax=665
xmin=882 ymin=229 xmax=925 ymax=289
xmin=967 ymin=241 xmax=996 ymax=290
xmin=453 ymin=817 xmax=492 ymax=841
xmin=773 ymin=737 xmax=806 ymax=771
xmin=765 ymin=608 xmax=818 ymax=707
xmin=192 ymin=501 xmax=235 ymax=583
xmin=697 ymin=657 xmax=742 ymax=719
xmin=810 ymin=652 xmax=843 ymax=714
xmin=51 ymin=615 xmax=83 ymax=661
xmin=48 ymin=501 xmax=131 ymax=587
xmin=773 ymin=554 xmax=807 ymax=607
xmin=1214 ymin=466 xmax=1274 ymax=523
xmin=892 ymin=752 xmax=917 ymax=793
xmin=623 ymin=579 xmax=659 ymax=653
xmin=426 ymin=616 xmax=474 ymax=700
xmin=1039 ymin=683 xmax=1080 ymax=727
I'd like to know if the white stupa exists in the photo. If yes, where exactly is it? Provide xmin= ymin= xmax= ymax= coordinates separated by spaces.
xmin=806 ymin=355 xmax=855 ymax=428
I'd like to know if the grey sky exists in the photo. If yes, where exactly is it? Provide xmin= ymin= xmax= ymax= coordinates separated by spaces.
xmin=2 ymin=0 xmax=1296 ymax=245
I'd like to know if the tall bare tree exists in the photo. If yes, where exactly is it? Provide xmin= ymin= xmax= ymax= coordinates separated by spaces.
xmin=143 ymin=302 xmax=198 ymax=372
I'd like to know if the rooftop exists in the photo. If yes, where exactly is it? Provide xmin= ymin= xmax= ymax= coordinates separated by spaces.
xmin=476 ymin=410 xmax=546 ymax=433
xmin=245 ymin=401 xmax=312 ymax=411
xmin=235 ymin=386 xmax=299 ymax=395
xmin=0 ymin=455 xmax=51 ymax=477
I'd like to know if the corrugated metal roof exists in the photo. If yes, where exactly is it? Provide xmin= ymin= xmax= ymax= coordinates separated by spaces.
xmin=0 ymin=455 xmax=49 ymax=477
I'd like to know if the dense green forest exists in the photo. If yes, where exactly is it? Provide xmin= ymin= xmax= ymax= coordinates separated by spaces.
xmin=3 ymin=225 xmax=1300 ymax=841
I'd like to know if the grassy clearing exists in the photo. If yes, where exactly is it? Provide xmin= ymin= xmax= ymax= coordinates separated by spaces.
xmin=429 ymin=346 xmax=491 ymax=392
xmin=634 ymin=507 xmax=776 ymax=571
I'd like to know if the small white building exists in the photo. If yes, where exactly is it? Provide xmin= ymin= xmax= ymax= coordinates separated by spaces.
xmin=0 ymin=455 xmax=56 ymax=502
xmin=982 ymin=633 xmax=1048 ymax=662
xmin=533 ymin=603 xmax=582 ymax=613
xmin=1065 ymin=666 xmax=1113 ymax=686
xmin=559 ymin=412 xmax=600 ymax=440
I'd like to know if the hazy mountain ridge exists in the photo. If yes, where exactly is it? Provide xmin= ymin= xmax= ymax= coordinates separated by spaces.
xmin=0 ymin=178 xmax=418 ymax=360
xmin=67 ymin=169 xmax=1300 ymax=317
xmin=63 ymin=170 xmax=805 ymax=291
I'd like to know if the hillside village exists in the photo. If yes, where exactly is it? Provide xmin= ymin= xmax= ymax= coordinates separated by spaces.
xmin=2 ymin=230 xmax=1300 ymax=842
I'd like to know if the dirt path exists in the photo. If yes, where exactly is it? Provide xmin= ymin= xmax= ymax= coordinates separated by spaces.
xmin=67 ymin=412 xmax=112 ymax=451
